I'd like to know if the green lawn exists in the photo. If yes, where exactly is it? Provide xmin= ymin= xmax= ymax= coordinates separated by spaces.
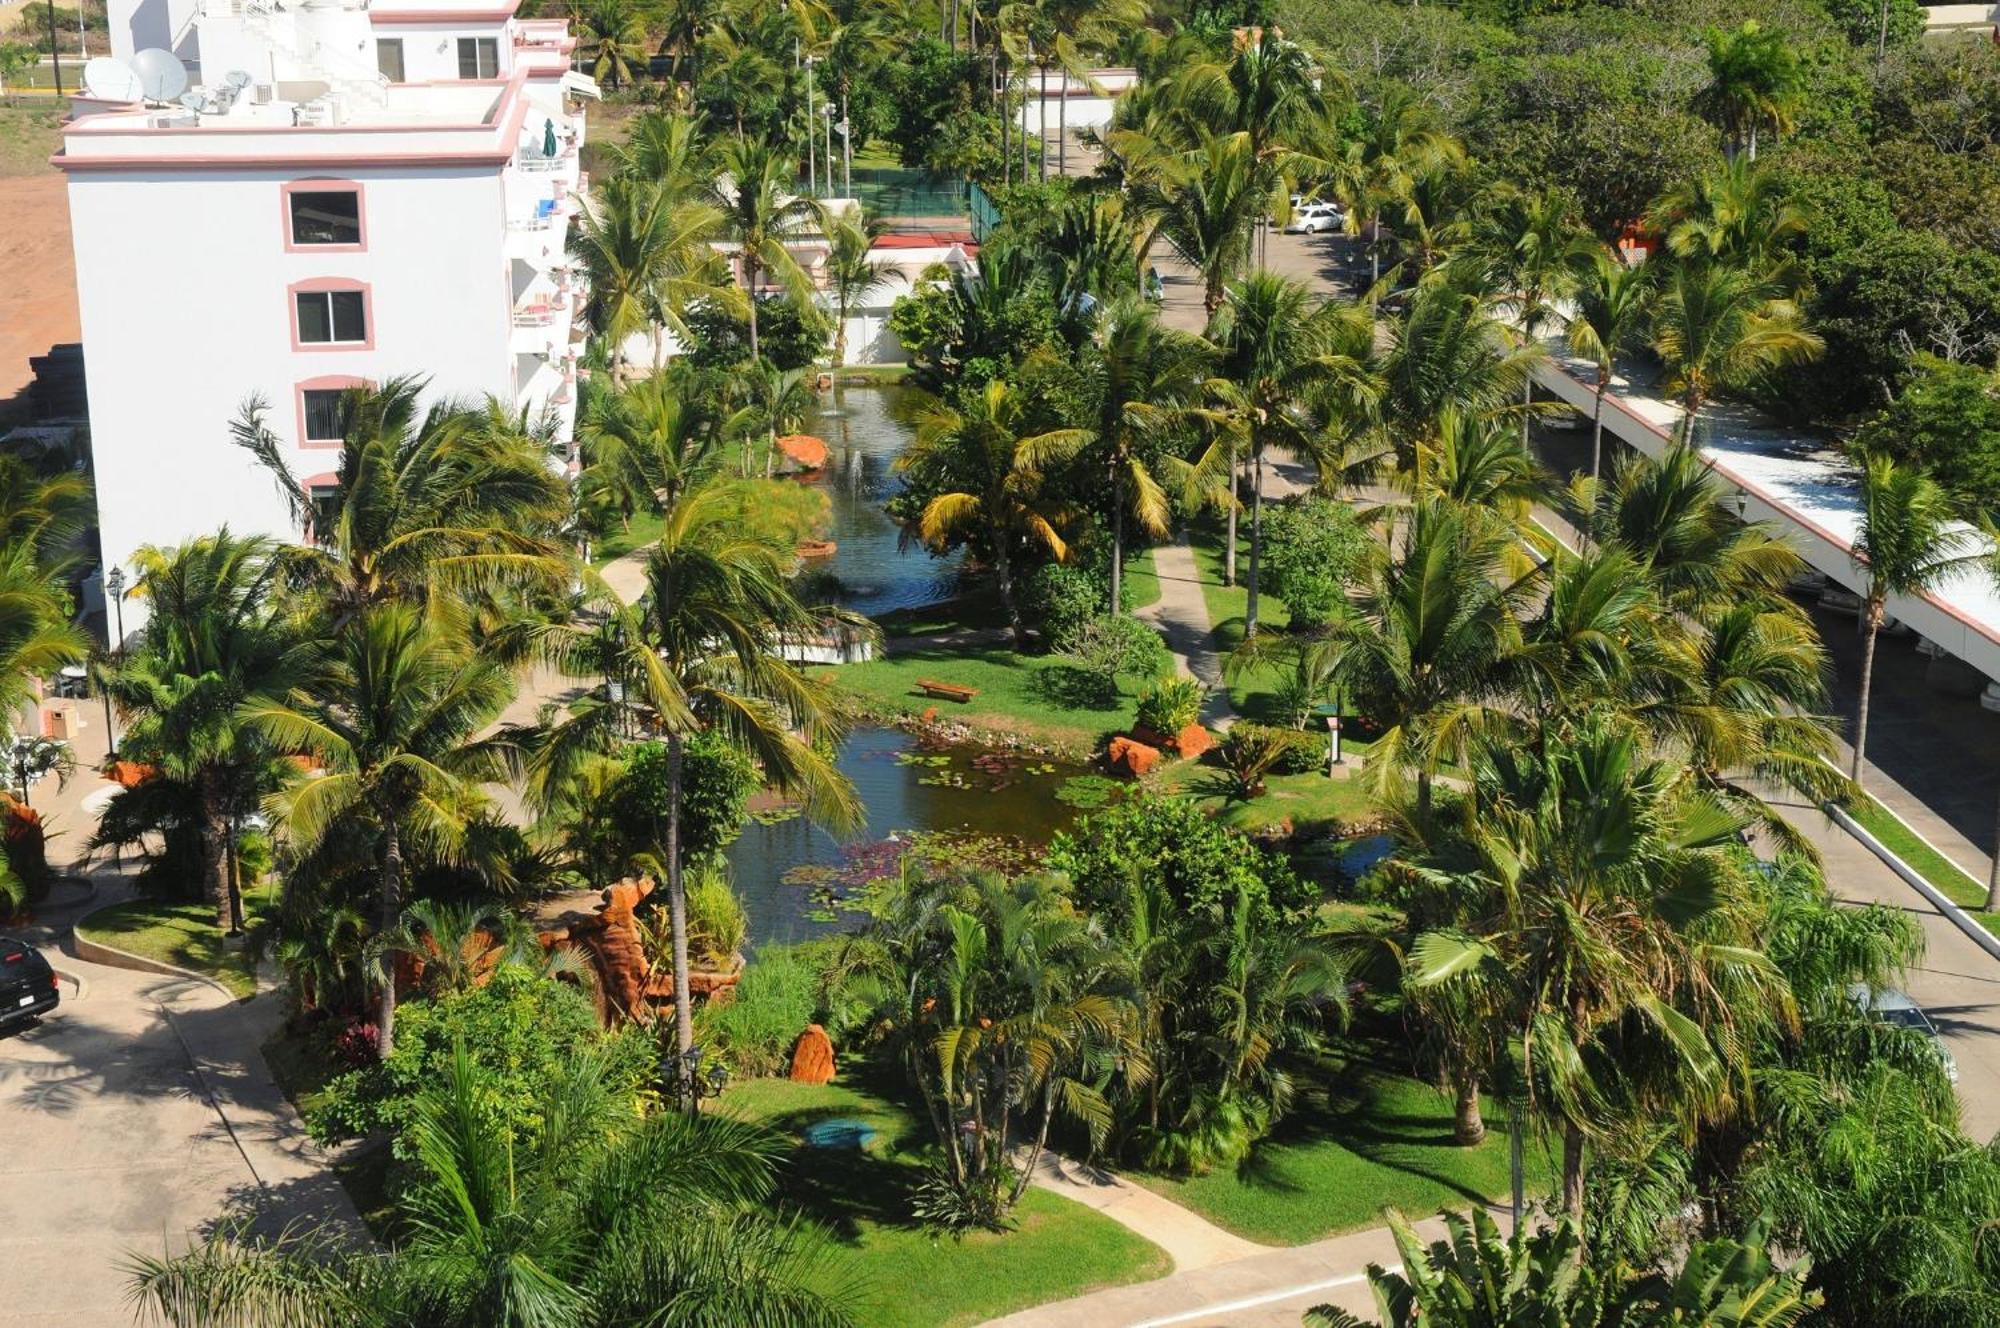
xmin=1134 ymin=1052 xmax=1550 ymax=1245
xmin=0 ymin=102 xmax=63 ymax=177
xmin=591 ymin=510 xmax=666 ymax=567
xmin=1122 ymin=546 xmax=1162 ymax=613
xmin=830 ymin=641 xmax=1166 ymax=756
xmin=720 ymin=1075 xmax=1171 ymax=1327
xmin=1149 ymin=756 xmax=1379 ymax=838
xmin=1186 ymin=528 xmax=1311 ymax=724
xmin=78 ymin=886 xmax=277 ymax=999
xmin=869 ymin=587 xmax=1010 ymax=638
xmin=1844 ymin=796 xmax=1998 ymax=932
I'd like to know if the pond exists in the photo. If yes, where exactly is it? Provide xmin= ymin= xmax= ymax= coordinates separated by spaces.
xmin=797 ymin=384 xmax=963 ymax=618
xmin=726 ymin=726 xmax=1114 ymax=948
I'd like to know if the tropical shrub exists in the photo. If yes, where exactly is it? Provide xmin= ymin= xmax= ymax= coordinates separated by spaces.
xmin=308 ymin=964 xmax=653 ymax=1155
xmin=1851 ymin=354 xmax=2000 ymax=514
xmin=1055 ymin=615 xmax=1169 ymax=707
xmin=1260 ymin=497 xmax=1368 ymax=631
xmin=695 ymin=943 xmax=822 ymax=1078
xmin=1049 ymin=796 xmax=1314 ymax=923
xmin=609 ymin=732 xmax=758 ymax=872
xmin=683 ymin=862 xmax=748 ymax=969
xmin=679 ymin=295 xmax=829 ymax=371
xmin=1135 ymin=676 xmax=1207 ymax=736
xmin=1216 ymin=724 xmax=1308 ymax=797
xmin=1024 ymin=561 xmax=1106 ymax=649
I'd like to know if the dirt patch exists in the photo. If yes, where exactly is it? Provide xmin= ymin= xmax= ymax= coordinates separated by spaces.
xmin=0 ymin=172 xmax=78 ymax=403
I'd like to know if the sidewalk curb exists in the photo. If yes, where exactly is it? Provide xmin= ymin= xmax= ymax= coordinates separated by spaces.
xmin=71 ymin=903 xmax=242 ymax=1001
xmin=1824 ymin=802 xmax=2000 ymax=966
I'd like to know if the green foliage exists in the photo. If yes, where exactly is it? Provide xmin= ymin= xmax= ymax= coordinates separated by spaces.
xmin=1853 ymin=356 xmax=2000 ymax=516
xmin=684 ymin=861 xmax=749 ymax=968
xmin=307 ymin=965 xmax=652 ymax=1154
xmin=1024 ymin=561 xmax=1107 ymax=649
xmin=882 ymin=38 xmax=1002 ymax=177
xmin=681 ymin=295 xmax=829 ymax=371
xmin=1259 ymin=497 xmax=1368 ymax=631
xmin=1216 ymin=723 xmax=1309 ymax=797
xmin=1049 ymin=796 xmax=1314 ymax=925
xmin=696 ymin=942 xmax=823 ymax=1077
xmin=610 ymin=732 xmax=759 ymax=869
xmin=1135 ymin=676 xmax=1207 ymax=736
xmin=1052 ymin=615 xmax=1170 ymax=708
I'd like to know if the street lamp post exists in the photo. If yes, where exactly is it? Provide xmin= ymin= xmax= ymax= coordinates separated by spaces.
xmin=43 ymin=0 xmax=63 ymax=97
xmin=102 ymin=565 xmax=125 ymax=759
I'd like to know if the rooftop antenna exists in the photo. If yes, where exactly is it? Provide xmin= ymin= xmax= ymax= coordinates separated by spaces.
xmin=130 ymin=48 xmax=189 ymax=105
xmin=81 ymin=56 xmax=144 ymax=101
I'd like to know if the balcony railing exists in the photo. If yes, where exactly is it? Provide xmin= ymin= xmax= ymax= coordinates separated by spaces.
xmin=513 ymin=303 xmax=557 ymax=328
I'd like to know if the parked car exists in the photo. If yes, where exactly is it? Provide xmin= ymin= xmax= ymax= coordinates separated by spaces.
xmin=1284 ymin=202 xmax=1343 ymax=234
xmin=0 ymin=938 xmax=60 ymax=1029
xmin=1850 ymin=983 xmax=1958 ymax=1082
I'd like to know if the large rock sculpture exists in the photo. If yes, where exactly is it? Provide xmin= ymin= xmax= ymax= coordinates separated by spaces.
xmin=790 ymin=1024 xmax=836 ymax=1084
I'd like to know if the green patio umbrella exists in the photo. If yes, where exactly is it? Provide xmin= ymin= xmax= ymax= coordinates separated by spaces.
xmin=542 ymin=117 xmax=557 ymax=159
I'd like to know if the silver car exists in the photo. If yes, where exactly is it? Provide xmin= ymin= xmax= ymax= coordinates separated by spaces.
xmin=1850 ymin=984 xmax=1959 ymax=1082
xmin=1284 ymin=202 xmax=1344 ymax=234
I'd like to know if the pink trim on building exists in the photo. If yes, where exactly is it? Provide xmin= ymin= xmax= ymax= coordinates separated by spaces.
xmin=294 ymin=374 xmax=370 ymax=448
xmin=280 ymin=178 xmax=368 ymax=253
xmin=287 ymin=277 xmax=376 ymax=352
xmin=370 ymin=7 xmax=517 ymax=21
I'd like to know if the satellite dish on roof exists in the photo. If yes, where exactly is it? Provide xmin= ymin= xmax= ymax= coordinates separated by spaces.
xmin=81 ymin=56 xmax=144 ymax=102
xmin=130 ymin=48 xmax=189 ymax=103
xmin=225 ymin=69 xmax=253 ymax=90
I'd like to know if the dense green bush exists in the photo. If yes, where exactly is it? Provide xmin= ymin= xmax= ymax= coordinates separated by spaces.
xmin=1852 ymin=356 xmax=2000 ymax=515
xmin=1049 ymin=796 xmax=1313 ymax=922
xmin=610 ymin=732 xmax=758 ymax=870
xmin=695 ymin=943 xmax=823 ymax=1077
xmin=308 ymin=965 xmax=653 ymax=1155
xmin=1052 ymin=614 xmax=1170 ymax=707
xmin=1261 ymin=498 xmax=1368 ymax=631
xmin=1025 ymin=561 xmax=1107 ymax=649
xmin=679 ymin=296 xmax=829 ymax=372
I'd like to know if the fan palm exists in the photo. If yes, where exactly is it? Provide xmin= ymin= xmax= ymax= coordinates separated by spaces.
xmin=229 ymin=376 xmax=572 ymax=618
xmin=896 ymin=378 xmax=1092 ymax=645
xmin=98 ymin=533 xmax=301 ymax=935
xmin=243 ymin=604 xmax=514 ymax=1058
xmin=1848 ymin=455 xmax=1985 ymax=793
xmin=712 ymin=138 xmax=826 ymax=363
xmin=1567 ymin=251 xmax=1655 ymax=518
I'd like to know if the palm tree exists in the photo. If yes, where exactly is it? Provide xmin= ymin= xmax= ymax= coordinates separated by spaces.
xmin=1089 ymin=301 xmax=1211 ymax=614
xmin=0 ymin=542 xmax=85 ymax=746
xmin=99 ymin=533 xmax=299 ymax=935
xmin=1651 ymin=263 xmax=1821 ymax=449
xmin=126 ymin=1046 xmax=858 ymax=1327
xmin=230 ymin=377 xmax=572 ymax=618
xmin=1135 ymin=130 xmax=1263 ymax=318
xmin=575 ymin=175 xmax=735 ymax=385
xmin=1566 ymin=251 xmax=1655 ymax=518
xmin=577 ymin=0 xmax=648 ymax=90
xmin=1462 ymin=185 xmax=1594 ymax=449
xmin=712 ymin=138 xmax=825 ymax=363
xmin=1695 ymin=20 xmax=1804 ymax=162
xmin=0 ymin=452 xmax=93 ymax=580
xmin=1649 ymin=157 xmax=1807 ymax=288
xmin=1333 ymin=499 xmax=1529 ymax=824
xmin=824 ymin=211 xmax=895 ymax=368
xmin=244 ymin=605 xmax=513 ymax=1058
xmin=1328 ymin=86 xmax=1465 ymax=289
xmin=578 ymin=370 xmax=732 ymax=537
xmin=1206 ymin=272 xmax=1376 ymax=635
xmin=1848 ymin=455 xmax=1985 ymax=793
xmin=1378 ymin=279 xmax=1543 ymax=485
xmin=896 ymin=379 xmax=1092 ymax=645
xmin=1406 ymin=723 xmax=1790 ymax=1226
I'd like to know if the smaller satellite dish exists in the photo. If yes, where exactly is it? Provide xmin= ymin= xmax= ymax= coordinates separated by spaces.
xmin=81 ymin=56 xmax=143 ymax=101
xmin=130 ymin=48 xmax=189 ymax=103
xmin=224 ymin=68 xmax=253 ymax=90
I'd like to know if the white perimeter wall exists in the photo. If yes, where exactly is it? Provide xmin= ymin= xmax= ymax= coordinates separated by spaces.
xmin=68 ymin=163 xmax=514 ymax=632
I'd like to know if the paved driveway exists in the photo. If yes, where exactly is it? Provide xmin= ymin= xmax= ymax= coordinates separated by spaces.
xmin=0 ymin=950 xmax=358 ymax=1327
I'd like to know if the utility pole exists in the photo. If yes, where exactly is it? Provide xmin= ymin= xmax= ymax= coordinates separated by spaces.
xmin=45 ymin=0 xmax=63 ymax=98
xmin=803 ymin=50 xmax=817 ymax=197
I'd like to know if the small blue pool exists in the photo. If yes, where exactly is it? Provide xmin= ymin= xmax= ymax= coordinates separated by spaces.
xmin=800 ymin=1117 xmax=879 ymax=1150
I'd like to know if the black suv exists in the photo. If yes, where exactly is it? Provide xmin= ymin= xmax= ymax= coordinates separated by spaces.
xmin=0 ymin=938 xmax=59 ymax=1028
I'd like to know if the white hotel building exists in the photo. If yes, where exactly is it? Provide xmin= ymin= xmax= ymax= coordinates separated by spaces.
xmin=60 ymin=0 xmax=596 ymax=634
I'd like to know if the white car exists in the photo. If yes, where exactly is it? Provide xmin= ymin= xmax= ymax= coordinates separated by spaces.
xmin=1850 ymin=984 xmax=1958 ymax=1082
xmin=1284 ymin=202 xmax=1343 ymax=234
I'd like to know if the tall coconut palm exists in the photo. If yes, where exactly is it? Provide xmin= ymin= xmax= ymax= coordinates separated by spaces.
xmin=1461 ymin=185 xmax=1594 ymax=449
xmin=230 ymin=376 xmax=572 ymax=618
xmin=126 ymin=1047 xmax=859 ymax=1327
xmin=99 ymin=533 xmax=300 ymax=936
xmin=1695 ymin=19 xmax=1804 ymax=162
xmin=1206 ymin=272 xmax=1376 ymax=635
xmin=1649 ymin=157 xmax=1807 ymax=288
xmin=1089 ymin=301 xmax=1211 ymax=614
xmin=1848 ymin=455 xmax=1985 ymax=792
xmin=244 ymin=605 xmax=514 ymax=1058
xmin=1651 ymin=263 xmax=1821 ymax=449
xmin=578 ymin=370 xmax=732 ymax=535
xmin=824 ymin=211 xmax=895 ymax=368
xmin=1378 ymin=279 xmax=1544 ymax=486
xmin=0 ymin=453 xmax=93 ymax=581
xmin=1566 ymin=251 xmax=1655 ymax=518
xmin=1405 ymin=723 xmax=1790 ymax=1226
xmin=575 ymin=175 xmax=735 ymax=385
xmin=1135 ymin=130 xmax=1263 ymax=318
xmin=1333 ymin=499 xmax=1529 ymax=824
xmin=1329 ymin=86 xmax=1465 ymax=288
xmin=896 ymin=379 xmax=1092 ymax=645
xmin=713 ymin=138 xmax=826 ymax=363
xmin=577 ymin=0 xmax=648 ymax=89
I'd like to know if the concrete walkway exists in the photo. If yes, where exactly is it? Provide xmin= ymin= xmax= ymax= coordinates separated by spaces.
xmin=983 ymin=1211 xmax=1471 ymax=1328
xmin=1138 ymin=536 xmax=1235 ymax=728
xmin=1028 ymin=1152 xmax=1264 ymax=1271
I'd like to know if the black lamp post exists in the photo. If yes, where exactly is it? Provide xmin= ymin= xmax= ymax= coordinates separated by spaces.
xmin=44 ymin=0 xmax=63 ymax=98
xmin=101 ymin=565 xmax=124 ymax=758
